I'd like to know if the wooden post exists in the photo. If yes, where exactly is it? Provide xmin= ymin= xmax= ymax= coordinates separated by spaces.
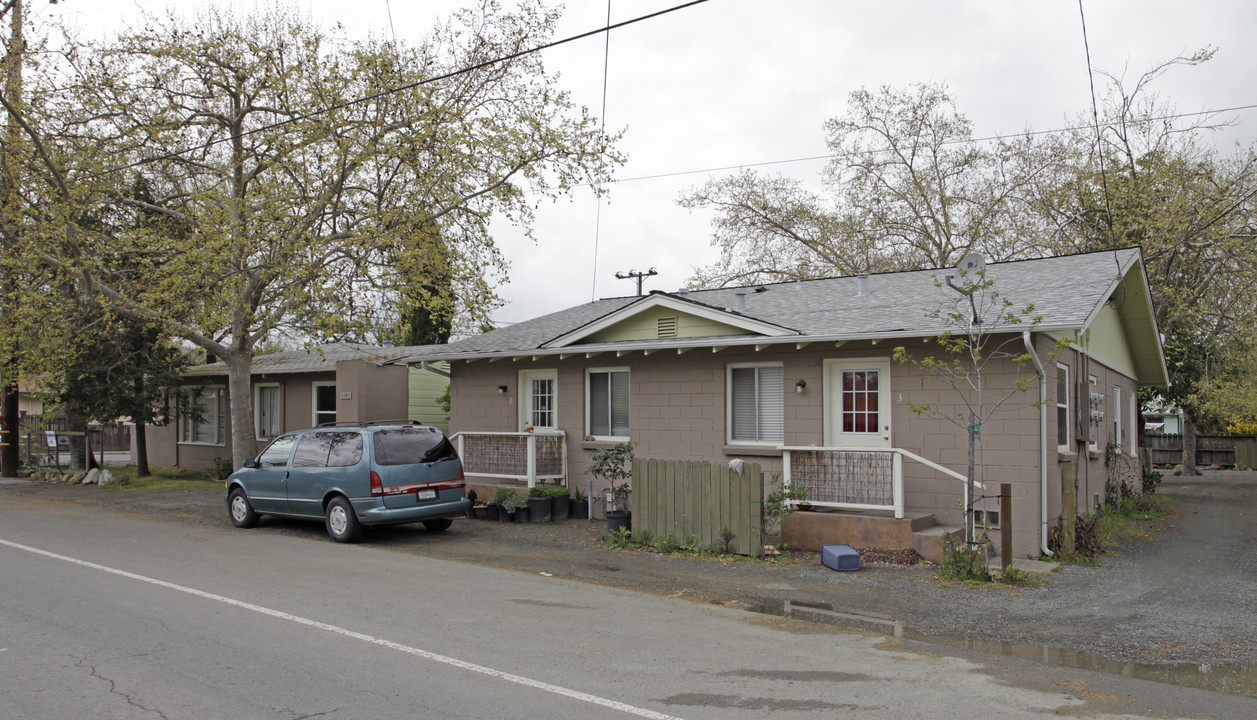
xmin=1061 ymin=460 xmax=1076 ymax=555
xmin=1000 ymin=483 xmax=1012 ymax=573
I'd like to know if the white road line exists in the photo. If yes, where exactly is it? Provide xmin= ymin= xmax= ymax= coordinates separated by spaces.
xmin=0 ymin=538 xmax=685 ymax=720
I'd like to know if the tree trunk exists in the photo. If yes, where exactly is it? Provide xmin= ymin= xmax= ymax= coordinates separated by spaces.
xmin=226 ymin=350 xmax=255 ymax=470
xmin=0 ymin=376 xmax=17 ymax=476
xmin=1181 ymin=414 xmax=1200 ymax=476
xmin=66 ymin=408 xmax=87 ymax=470
xmin=135 ymin=422 xmax=150 ymax=477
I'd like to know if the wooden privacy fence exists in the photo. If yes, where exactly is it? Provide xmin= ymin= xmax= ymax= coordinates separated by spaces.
xmin=1142 ymin=434 xmax=1255 ymax=467
xmin=633 ymin=458 xmax=763 ymax=556
xmin=1237 ymin=438 xmax=1257 ymax=470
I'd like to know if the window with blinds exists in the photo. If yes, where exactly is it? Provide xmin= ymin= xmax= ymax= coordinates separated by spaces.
xmin=729 ymin=365 xmax=784 ymax=443
xmin=588 ymin=369 xmax=630 ymax=438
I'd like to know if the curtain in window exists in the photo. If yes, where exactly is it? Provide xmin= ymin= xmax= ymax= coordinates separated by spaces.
xmin=257 ymin=386 xmax=281 ymax=438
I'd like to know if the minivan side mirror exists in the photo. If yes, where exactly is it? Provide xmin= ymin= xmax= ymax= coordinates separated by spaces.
xmin=243 ymin=458 xmax=259 ymax=469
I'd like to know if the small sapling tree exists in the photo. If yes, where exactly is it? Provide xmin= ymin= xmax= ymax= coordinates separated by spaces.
xmin=893 ymin=265 xmax=1065 ymax=564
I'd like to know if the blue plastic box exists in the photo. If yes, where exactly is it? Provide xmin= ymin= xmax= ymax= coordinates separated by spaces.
xmin=821 ymin=544 xmax=861 ymax=572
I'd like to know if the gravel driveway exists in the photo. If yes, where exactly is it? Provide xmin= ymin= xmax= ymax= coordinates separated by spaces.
xmin=6 ymin=469 xmax=1255 ymax=674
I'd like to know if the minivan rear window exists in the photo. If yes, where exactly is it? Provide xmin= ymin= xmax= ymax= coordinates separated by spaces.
xmin=292 ymin=431 xmax=364 ymax=468
xmin=373 ymin=427 xmax=458 ymax=466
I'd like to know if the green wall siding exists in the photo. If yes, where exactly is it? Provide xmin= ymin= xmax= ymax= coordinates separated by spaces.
xmin=585 ymin=307 xmax=752 ymax=342
xmin=408 ymin=363 xmax=450 ymax=432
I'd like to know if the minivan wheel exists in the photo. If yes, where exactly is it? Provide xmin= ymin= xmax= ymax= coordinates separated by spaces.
xmin=423 ymin=518 xmax=453 ymax=532
xmin=228 ymin=488 xmax=259 ymax=528
xmin=325 ymin=497 xmax=362 ymax=543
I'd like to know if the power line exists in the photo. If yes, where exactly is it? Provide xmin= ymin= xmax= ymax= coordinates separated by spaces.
xmin=100 ymin=0 xmax=710 ymax=176
xmin=592 ymin=103 xmax=1257 ymax=188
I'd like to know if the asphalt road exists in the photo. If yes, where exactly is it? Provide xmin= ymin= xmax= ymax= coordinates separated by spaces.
xmin=3 ymin=485 xmax=1257 ymax=718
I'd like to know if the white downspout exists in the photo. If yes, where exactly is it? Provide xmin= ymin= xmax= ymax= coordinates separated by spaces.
xmin=1023 ymin=331 xmax=1052 ymax=557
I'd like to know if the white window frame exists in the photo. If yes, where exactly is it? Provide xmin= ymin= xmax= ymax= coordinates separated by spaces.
xmin=1055 ymin=363 xmax=1071 ymax=452
xmin=1088 ymin=374 xmax=1100 ymax=453
xmin=726 ymin=362 xmax=784 ymax=446
xmin=312 ymin=381 xmax=337 ymax=427
xmin=586 ymin=367 xmax=630 ymax=441
xmin=179 ymin=386 xmax=227 ymax=446
xmin=1112 ymin=385 xmax=1122 ymax=453
xmin=519 ymin=369 xmax=558 ymax=431
xmin=255 ymin=383 xmax=283 ymax=441
xmin=1129 ymin=393 xmax=1138 ymax=457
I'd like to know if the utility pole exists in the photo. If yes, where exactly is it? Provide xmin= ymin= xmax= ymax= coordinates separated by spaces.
xmin=0 ymin=0 xmax=23 ymax=476
xmin=614 ymin=267 xmax=657 ymax=296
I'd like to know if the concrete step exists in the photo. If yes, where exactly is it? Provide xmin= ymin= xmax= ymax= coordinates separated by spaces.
xmin=912 ymin=524 xmax=963 ymax=564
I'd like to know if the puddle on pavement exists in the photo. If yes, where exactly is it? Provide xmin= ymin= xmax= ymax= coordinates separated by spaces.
xmin=747 ymin=598 xmax=1257 ymax=698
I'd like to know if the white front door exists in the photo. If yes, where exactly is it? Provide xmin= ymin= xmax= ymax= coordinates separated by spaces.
xmin=824 ymin=358 xmax=892 ymax=449
xmin=519 ymin=369 xmax=558 ymax=431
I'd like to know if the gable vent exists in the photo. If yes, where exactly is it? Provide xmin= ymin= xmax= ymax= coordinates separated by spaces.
xmin=657 ymin=316 xmax=678 ymax=338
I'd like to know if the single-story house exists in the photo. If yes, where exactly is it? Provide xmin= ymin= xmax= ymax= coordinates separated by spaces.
xmin=405 ymin=249 xmax=1166 ymax=559
xmin=139 ymin=342 xmax=450 ymax=471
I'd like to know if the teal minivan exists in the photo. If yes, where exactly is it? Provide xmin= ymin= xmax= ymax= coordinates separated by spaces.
xmin=225 ymin=422 xmax=469 ymax=542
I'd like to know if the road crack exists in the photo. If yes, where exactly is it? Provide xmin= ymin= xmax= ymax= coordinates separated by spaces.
xmin=75 ymin=656 xmax=169 ymax=719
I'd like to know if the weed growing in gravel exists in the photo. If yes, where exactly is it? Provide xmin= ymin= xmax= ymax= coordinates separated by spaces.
xmin=938 ymin=534 xmax=991 ymax=582
xmin=1048 ymin=494 xmax=1172 ymax=563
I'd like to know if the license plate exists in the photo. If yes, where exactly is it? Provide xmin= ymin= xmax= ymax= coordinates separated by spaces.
xmin=417 ymin=489 xmax=437 ymax=501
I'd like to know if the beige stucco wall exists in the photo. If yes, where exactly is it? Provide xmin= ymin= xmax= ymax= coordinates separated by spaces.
xmin=449 ymin=332 xmax=1144 ymax=559
xmin=139 ymin=361 xmax=415 ymax=472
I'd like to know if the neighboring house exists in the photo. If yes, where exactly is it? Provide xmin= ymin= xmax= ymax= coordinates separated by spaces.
xmin=140 ymin=343 xmax=450 ymax=471
xmin=406 ymin=249 xmax=1167 ymax=559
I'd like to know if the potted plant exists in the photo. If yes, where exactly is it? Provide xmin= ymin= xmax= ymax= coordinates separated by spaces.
xmin=570 ymin=486 xmax=588 ymax=519
xmin=548 ymin=486 xmax=571 ymax=521
xmin=494 ymin=488 xmax=526 ymax=522
xmin=586 ymin=442 xmax=634 ymax=532
xmin=465 ymin=489 xmax=479 ymax=519
xmin=527 ymin=487 xmax=553 ymax=523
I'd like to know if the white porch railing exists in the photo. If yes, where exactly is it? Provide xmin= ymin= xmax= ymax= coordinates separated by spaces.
xmin=779 ymin=446 xmax=976 ymax=519
xmin=451 ymin=431 xmax=567 ymax=489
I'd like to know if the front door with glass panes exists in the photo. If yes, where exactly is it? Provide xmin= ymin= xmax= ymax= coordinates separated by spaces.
xmin=824 ymin=358 xmax=892 ymax=449
xmin=519 ymin=370 xmax=558 ymax=431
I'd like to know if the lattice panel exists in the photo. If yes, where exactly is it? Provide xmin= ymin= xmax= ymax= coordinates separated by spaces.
xmin=790 ymin=450 xmax=893 ymax=505
xmin=460 ymin=435 xmax=528 ymax=475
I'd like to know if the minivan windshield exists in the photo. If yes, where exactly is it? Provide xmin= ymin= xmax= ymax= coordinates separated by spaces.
xmin=373 ymin=427 xmax=458 ymax=466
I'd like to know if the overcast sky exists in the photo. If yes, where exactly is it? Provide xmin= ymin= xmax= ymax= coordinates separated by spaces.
xmin=45 ymin=0 xmax=1257 ymax=328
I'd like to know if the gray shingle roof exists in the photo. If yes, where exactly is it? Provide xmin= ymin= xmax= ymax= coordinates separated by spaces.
xmin=406 ymin=249 xmax=1145 ymax=362
xmin=186 ymin=342 xmax=441 ymax=377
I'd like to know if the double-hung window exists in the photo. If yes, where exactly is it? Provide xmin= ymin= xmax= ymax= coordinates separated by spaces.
xmin=1088 ymin=375 xmax=1100 ymax=452
xmin=180 ymin=386 xmax=226 ymax=445
xmin=1055 ymin=364 xmax=1070 ymax=451
xmin=1112 ymin=385 xmax=1122 ymax=451
xmin=312 ymin=382 xmax=336 ymax=426
xmin=728 ymin=364 xmax=784 ymax=444
xmin=587 ymin=369 xmax=630 ymax=440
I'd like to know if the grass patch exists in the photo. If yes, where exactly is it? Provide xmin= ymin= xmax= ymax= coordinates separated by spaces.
xmin=1048 ymin=494 xmax=1173 ymax=564
xmin=104 ymin=466 xmax=222 ymax=491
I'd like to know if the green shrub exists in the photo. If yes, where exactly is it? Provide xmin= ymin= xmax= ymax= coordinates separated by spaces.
xmin=494 ymin=488 xmax=527 ymax=512
xmin=209 ymin=457 xmax=234 ymax=482
xmin=939 ymin=534 xmax=991 ymax=582
xmin=601 ymin=526 xmax=635 ymax=549
xmin=653 ymin=532 xmax=680 ymax=553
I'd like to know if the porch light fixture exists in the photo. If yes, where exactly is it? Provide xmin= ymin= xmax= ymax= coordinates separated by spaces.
xmin=498 ymin=385 xmax=508 ymax=394
xmin=795 ymin=379 xmax=806 ymax=393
